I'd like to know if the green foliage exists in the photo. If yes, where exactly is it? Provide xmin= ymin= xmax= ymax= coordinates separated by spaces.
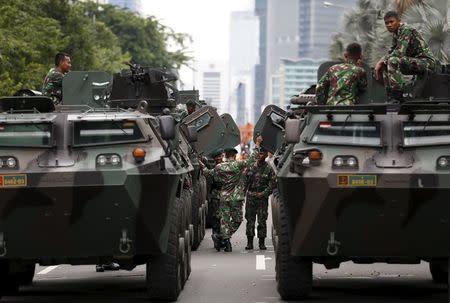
xmin=329 ymin=0 xmax=450 ymax=66
xmin=0 ymin=0 xmax=191 ymax=96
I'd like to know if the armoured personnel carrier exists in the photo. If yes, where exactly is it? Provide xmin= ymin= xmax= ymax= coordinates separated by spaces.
xmin=255 ymin=62 xmax=450 ymax=300
xmin=0 ymin=65 xmax=238 ymax=301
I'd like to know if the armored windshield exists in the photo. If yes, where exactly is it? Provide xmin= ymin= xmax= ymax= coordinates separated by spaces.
xmin=403 ymin=121 xmax=450 ymax=147
xmin=308 ymin=121 xmax=381 ymax=147
xmin=73 ymin=120 xmax=146 ymax=147
xmin=0 ymin=123 xmax=53 ymax=147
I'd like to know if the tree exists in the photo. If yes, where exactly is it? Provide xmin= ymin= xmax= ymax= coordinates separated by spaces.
xmin=0 ymin=0 xmax=191 ymax=96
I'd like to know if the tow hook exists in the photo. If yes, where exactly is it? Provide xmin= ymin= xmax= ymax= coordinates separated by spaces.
xmin=0 ymin=233 xmax=7 ymax=257
xmin=119 ymin=229 xmax=132 ymax=254
xmin=326 ymin=232 xmax=341 ymax=256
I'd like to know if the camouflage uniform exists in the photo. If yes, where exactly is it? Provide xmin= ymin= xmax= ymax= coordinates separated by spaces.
xmin=204 ymin=151 xmax=256 ymax=240
xmin=316 ymin=63 xmax=367 ymax=105
xmin=244 ymin=160 xmax=276 ymax=239
xmin=383 ymin=24 xmax=436 ymax=92
xmin=42 ymin=68 xmax=66 ymax=104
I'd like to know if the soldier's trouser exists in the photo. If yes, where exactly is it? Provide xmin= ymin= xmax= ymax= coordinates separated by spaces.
xmin=219 ymin=199 xmax=243 ymax=239
xmin=383 ymin=55 xmax=434 ymax=91
xmin=209 ymin=198 xmax=221 ymax=235
xmin=245 ymin=198 xmax=269 ymax=238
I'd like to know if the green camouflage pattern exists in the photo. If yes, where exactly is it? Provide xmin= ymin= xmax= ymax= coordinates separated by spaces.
xmin=204 ymin=151 xmax=257 ymax=239
xmin=205 ymin=167 xmax=222 ymax=235
xmin=42 ymin=68 xmax=65 ymax=104
xmin=244 ymin=160 xmax=276 ymax=238
xmin=383 ymin=24 xmax=436 ymax=91
xmin=316 ymin=63 xmax=367 ymax=105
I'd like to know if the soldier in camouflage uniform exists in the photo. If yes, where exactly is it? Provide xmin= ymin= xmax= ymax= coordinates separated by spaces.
xmin=179 ymin=99 xmax=197 ymax=121
xmin=316 ymin=43 xmax=367 ymax=105
xmin=206 ymin=148 xmax=224 ymax=250
xmin=201 ymin=138 xmax=261 ymax=252
xmin=375 ymin=11 xmax=436 ymax=100
xmin=42 ymin=52 xmax=72 ymax=105
xmin=244 ymin=146 xmax=276 ymax=250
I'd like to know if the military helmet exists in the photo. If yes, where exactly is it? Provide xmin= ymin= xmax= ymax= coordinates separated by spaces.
xmin=209 ymin=148 xmax=223 ymax=158
xmin=186 ymin=99 xmax=196 ymax=106
xmin=224 ymin=147 xmax=238 ymax=155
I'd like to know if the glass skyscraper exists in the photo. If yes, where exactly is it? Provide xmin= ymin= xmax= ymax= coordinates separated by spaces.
xmin=105 ymin=0 xmax=142 ymax=14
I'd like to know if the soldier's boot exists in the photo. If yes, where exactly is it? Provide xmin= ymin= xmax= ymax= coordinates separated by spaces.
xmin=259 ymin=238 xmax=267 ymax=250
xmin=224 ymin=239 xmax=232 ymax=252
xmin=102 ymin=262 xmax=120 ymax=271
xmin=388 ymin=89 xmax=404 ymax=103
xmin=212 ymin=234 xmax=221 ymax=251
xmin=245 ymin=236 xmax=254 ymax=250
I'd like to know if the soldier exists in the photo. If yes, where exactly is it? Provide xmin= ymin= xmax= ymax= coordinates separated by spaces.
xmin=316 ymin=43 xmax=367 ymax=106
xmin=200 ymin=138 xmax=262 ymax=252
xmin=180 ymin=99 xmax=197 ymax=120
xmin=206 ymin=148 xmax=224 ymax=250
xmin=374 ymin=11 xmax=436 ymax=101
xmin=244 ymin=146 xmax=276 ymax=250
xmin=42 ymin=52 xmax=72 ymax=104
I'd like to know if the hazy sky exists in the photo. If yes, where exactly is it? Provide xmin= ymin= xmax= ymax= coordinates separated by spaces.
xmin=143 ymin=0 xmax=254 ymax=86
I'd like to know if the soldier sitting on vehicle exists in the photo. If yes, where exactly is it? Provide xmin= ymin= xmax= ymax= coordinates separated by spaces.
xmin=42 ymin=52 xmax=72 ymax=105
xmin=374 ymin=11 xmax=436 ymax=101
xmin=316 ymin=43 xmax=367 ymax=106
xmin=180 ymin=99 xmax=197 ymax=120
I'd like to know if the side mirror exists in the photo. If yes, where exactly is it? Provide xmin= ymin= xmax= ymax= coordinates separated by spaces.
xmin=159 ymin=115 xmax=176 ymax=140
xmin=285 ymin=118 xmax=302 ymax=144
xmin=186 ymin=125 xmax=198 ymax=143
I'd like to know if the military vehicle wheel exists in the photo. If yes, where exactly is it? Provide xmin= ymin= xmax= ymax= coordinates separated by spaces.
xmin=146 ymin=198 xmax=183 ymax=301
xmin=430 ymin=260 xmax=448 ymax=284
xmin=184 ymin=230 xmax=192 ymax=278
xmin=17 ymin=263 xmax=36 ymax=286
xmin=0 ymin=261 xmax=20 ymax=296
xmin=191 ymin=183 xmax=202 ymax=250
xmin=276 ymin=198 xmax=312 ymax=300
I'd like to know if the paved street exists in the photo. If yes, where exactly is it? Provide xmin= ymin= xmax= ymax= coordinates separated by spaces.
xmin=3 ymin=220 xmax=448 ymax=302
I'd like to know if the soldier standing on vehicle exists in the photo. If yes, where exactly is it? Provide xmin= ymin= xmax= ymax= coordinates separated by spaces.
xmin=316 ymin=43 xmax=367 ymax=106
xmin=244 ymin=145 xmax=276 ymax=250
xmin=374 ymin=11 xmax=436 ymax=101
xmin=42 ymin=52 xmax=72 ymax=104
xmin=200 ymin=137 xmax=262 ymax=252
xmin=206 ymin=148 xmax=224 ymax=250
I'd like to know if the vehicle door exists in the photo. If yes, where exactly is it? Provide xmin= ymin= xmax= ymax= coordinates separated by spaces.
xmin=253 ymin=105 xmax=286 ymax=153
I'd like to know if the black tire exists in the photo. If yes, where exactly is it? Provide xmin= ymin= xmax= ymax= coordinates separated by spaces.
xmin=184 ymin=230 xmax=192 ymax=278
xmin=430 ymin=260 xmax=448 ymax=284
xmin=0 ymin=261 xmax=20 ymax=296
xmin=191 ymin=182 xmax=202 ymax=250
xmin=276 ymin=198 xmax=312 ymax=300
xmin=146 ymin=197 xmax=183 ymax=301
xmin=17 ymin=263 xmax=36 ymax=286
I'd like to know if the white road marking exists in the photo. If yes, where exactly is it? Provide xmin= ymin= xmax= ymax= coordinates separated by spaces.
xmin=37 ymin=265 xmax=58 ymax=275
xmin=256 ymin=255 xmax=266 ymax=270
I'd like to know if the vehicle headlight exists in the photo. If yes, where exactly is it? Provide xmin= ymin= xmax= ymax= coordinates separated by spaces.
xmin=347 ymin=157 xmax=357 ymax=167
xmin=110 ymin=154 xmax=121 ymax=165
xmin=333 ymin=157 xmax=344 ymax=167
xmin=93 ymin=94 xmax=100 ymax=101
xmin=437 ymin=157 xmax=449 ymax=168
xmin=97 ymin=155 xmax=107 ymax=166
xmin=6 ymin=157 xmax=16 ymax=168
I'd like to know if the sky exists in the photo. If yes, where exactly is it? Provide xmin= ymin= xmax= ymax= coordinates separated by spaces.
xmin=143 ymin=0 xmax=254 ymax=86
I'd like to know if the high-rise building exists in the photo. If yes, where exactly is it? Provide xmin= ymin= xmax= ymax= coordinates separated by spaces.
xmin=229 ymin=11 xmax=259 ymax=124
xmin=105 ymin=0 xmax=143 ymax=14
xmin=253 ymin=0 xmax=268 ymax=118
xmin=298 ymin=0 xmax=357 ymax=59
xmin=195 ymin=61 xmax=228 ymax=113
xmin=270 ymin=58 xmax=325 ymax=109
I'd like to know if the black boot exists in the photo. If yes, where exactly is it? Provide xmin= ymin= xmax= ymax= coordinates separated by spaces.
xmin=245 ymin=236 xmax=254 ymax=250
xmin=259 ymin=238 xmax=267 ymax=250
xmin=388 ymin=89 xmax=404 ymax=103
xmin=224 ymin=239 xmax=232 ymax=252
xmin=212 ymin=234 xmax=221 ymax=251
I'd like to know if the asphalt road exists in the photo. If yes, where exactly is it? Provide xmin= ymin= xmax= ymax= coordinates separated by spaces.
xmin=3 ymin=220 xmax=448 ymax=302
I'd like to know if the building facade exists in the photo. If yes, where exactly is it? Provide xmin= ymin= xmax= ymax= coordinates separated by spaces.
xmin=270 ymin=58 xmax=325 ymax=109
xmin=253 ymin=0 xmax=268 ymax=118
xmin=195 ymin=61 xmax=228 ymax=113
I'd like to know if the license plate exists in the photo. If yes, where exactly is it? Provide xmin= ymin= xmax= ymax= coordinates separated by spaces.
xmin=337 ymin=175 xmax=377 ymax=187
xmin=0 ymin=174 xmax=27 ymax=187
